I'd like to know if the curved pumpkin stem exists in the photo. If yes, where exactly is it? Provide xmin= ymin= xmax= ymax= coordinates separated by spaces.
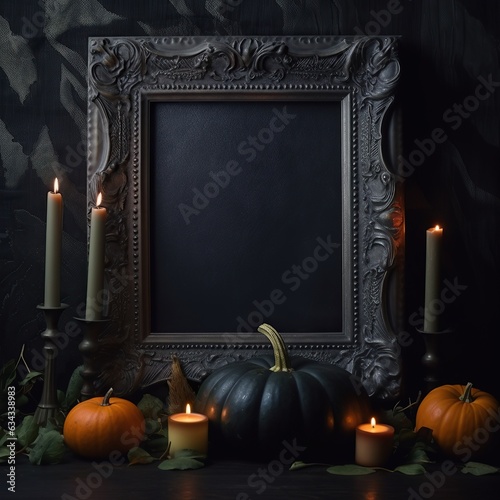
xmin=257 ymin=323 xmax=293 ymax=373
xmin=459 ymin=382 xmax=475 ymax=403
xmin=101 ymin=387 xmax=114 ymax=406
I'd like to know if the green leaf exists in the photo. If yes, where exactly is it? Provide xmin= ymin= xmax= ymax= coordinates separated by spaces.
xmin=158 ymin=457 xmax=205 ymax=470
xmin=394 ymin=464 xmax=427 ymax=475
xmin=16 ymin=415 xmax=40 ymax=448
xmin=290 ymin=461 xmax=330 ymax=470
xmin=327 ymin=464 xmax=376 ymax=475
xmin=127 ymin=446 xmax=157 ymax=465
xmin=144 ymin=418 xmax=161 ymax=436
xmin=0 ymin=429 xmax=12 ymax=464
xmin=141 ymin=435 xmax=170 ymax=454
xmin=0 ymin=428 xmax=7 ymax=446
xmin=43 ymin=418 xmax=62 ymax=433
xmin=137 ymin=394 xmax=164 ymax=420
xmin=461 ymin=462 xmax=499 ymax=476
xmin=172 ymin=448 xmax=206 ymax=460
xmin=397 ymin=428 xmax=418 ymax=446
xmin=28 ymin=429 xmax=66 ymax=465
xmin=57 ymin=390 xmax=66 ymax=406
xmin=382 ymin=408 xmax=413 ymax=432
xmin=0 ymin=360 xmax=17 ymax=391
xmin=62 ymin=365 xmax=84 ymax=410
xmin=0 ymin=446 xmax=10 ymax=463
xmin=15 ymin=394 xmax=29 ymax=409
xmin=404 ymin=445 xmax=433 ymax=465
xmin=18 ymin=370 xmax=43 ymax=387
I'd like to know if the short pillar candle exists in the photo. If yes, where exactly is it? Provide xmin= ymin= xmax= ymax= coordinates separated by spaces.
xmin=355 ymin=418 xmax=394 ymax=467
xmin=167 ymin=404 xmax=208 ymax=457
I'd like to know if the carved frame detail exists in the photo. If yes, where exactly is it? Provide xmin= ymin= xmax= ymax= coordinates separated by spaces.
xmin=87 ymin=35 xmax=404 ymax=400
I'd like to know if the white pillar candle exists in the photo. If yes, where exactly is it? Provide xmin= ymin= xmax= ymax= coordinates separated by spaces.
xmin=355 ymin=418 xmax=394 ymax=467
xmin=424 ymin=225 xmax=443 ymax=332
xmin=85 ymin=193 xmax=107 ymax=320
xmin=44 ymin=178 xmax=63 ymax=307
xmin=168 ymin=404 xmax=208 ymax=457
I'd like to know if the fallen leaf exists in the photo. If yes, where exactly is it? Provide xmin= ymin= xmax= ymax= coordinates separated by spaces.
xmin=290 ymin=461 xmax=330 ymax=471
xmin=158 ymin=457 xmax=205 ymax=470
xmin=461 ymin=462 xmax=499 ymax=476
xmin=128 ymin=446 xmax=157 ymax=465
xmin=327 ymin=464 xmax=376 ymax=475
xmin=394 ymin=464 xmax=426 ymax=475
xmin=28 ymin=429 xmax=65 ymax=465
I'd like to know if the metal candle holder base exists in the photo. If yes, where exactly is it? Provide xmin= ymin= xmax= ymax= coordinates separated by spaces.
xmin=74 ymin=316 xmax=109 ymax=400
xmin=418 ymin=328 xmax=451 ymax=394
xmin=34 ymin=303 xmax=69 ymax=427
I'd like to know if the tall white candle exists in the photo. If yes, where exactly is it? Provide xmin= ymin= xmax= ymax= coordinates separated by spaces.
xmin=44 ymin=178 xmax=63 ymax=307
xmin=424 ymin=225 xmax=443 ymax=332
xmin=85 ymin=193 xmax=107 ymax=320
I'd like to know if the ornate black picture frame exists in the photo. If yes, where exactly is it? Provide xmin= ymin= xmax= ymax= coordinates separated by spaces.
xmin=87 ymin=35 xmax=404 ymax=400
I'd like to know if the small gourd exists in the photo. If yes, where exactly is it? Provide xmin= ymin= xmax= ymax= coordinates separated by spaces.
xmin=63 ymin=388 xmax=145 ymax=459
xmin=415 ymin=382 xmax=500 ymax=459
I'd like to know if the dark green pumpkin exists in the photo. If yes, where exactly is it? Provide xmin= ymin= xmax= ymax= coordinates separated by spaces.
xmin=194 ymin=324 xmax=371 ymax=460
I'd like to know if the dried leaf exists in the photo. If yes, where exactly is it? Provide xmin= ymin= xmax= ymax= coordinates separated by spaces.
xmin=461 ymin=462 xmax=499 ymax=476
xmin=167 ymin=356 xmax=196 ymax=415
xmin=327 ymin=464 xmax=376 ymax=475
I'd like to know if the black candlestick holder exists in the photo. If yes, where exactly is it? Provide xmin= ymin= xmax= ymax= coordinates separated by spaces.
xmin=74 ymin=316 xmax=109 ymax=400
xmin=34 ymin=303 xmax=69 ymax=426
xmin=418 ymin=328 xmax=451 ymax=394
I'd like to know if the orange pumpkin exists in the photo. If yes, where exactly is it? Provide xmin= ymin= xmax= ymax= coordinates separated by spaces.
xmin=63 ymin=388 xmax=145 ymax=459
xmin=415 ymin=382 xmax=500 ymax=459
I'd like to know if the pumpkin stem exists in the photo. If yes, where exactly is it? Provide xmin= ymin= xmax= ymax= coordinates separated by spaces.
xmin=257 ymin=323 xmax=293 ymax=373
xmin=101 ymin=387 xmax=114 ymax=406
xmin=459 ymin=382 xmax=475 ymax=403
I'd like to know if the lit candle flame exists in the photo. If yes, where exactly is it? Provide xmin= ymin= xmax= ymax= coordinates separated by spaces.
xmin=371 ymin=417 xmax=376 ymax=428
xmin=96 ymin=192 xmax=102 ymax=207
xmin=434 ymin=225 xmax=441 ymax=231
xmin=54 ymin=178 xmax=59 ymax=194
xmin=186 ymin=403 xmax=191 ymax=414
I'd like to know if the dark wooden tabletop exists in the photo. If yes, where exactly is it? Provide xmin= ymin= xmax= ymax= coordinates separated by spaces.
xmin=8 ymin=454 xmax=500 ymax=500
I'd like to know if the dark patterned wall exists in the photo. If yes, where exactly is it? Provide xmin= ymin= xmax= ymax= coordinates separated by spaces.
xmin=1 ymin=1 xmax=499 ymax=400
